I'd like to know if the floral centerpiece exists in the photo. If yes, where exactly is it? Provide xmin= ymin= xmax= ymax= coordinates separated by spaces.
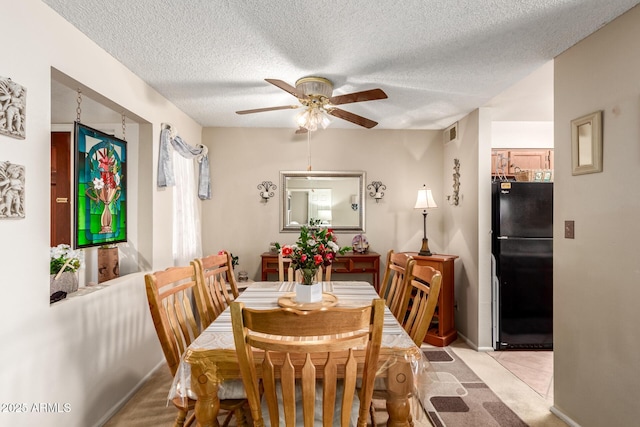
xmin=280 ymin=223 xmax=351 ymax=286
xmin=50 ymin=244 xmax=84 ymax=296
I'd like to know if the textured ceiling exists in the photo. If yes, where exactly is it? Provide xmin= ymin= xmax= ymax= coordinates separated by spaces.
xmin=44 ymin=0 xmax=639 ymax=130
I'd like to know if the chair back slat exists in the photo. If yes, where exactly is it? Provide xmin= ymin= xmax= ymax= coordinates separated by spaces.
xmin=379 ymin=250 xmax=413 ymax=319
xmin=144 ymin=265 xmax=202 ymax=376
xmin=398 ymin=261 xmax=443 ymax=346
xmin=231 ymin=299 xmax=384 ymax=427
xmin=193 ymin=251 xmax=239 ymax=327
xmin=278 ymin=254 xmax=296 ymax=282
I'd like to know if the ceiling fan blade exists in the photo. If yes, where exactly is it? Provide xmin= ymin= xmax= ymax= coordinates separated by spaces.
xmin=295 ymin=127 xmax=309 ymax=134
xmin=328 ymin=108 xmax=378 ymax=129
xmin=329 ymin=88 xmax=387 ymax=106
xmin=236 ymin=105 xmax=299 ymax=115
xmin=265 ymin=79 xmax=308 ymax=99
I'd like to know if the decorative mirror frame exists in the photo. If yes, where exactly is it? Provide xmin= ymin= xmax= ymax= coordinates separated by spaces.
xmin=571 ymin=110 xmax=603 ymax=175
xmin=280 ymin=170 xmax=366 ymax=233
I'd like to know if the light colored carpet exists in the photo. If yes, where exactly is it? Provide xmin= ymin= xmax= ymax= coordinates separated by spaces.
xmin=103 ymin=367 xmax=177 ymax=426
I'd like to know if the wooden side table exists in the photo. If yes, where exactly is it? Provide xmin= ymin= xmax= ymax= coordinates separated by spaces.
xmin=401 ymin=252 xmax=459 ymax=347
xmin=260 ymin=252 xmax=381 ymax=289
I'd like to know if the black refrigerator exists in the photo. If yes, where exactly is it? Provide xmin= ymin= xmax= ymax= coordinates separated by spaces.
xmin=492 ymin=181 xmax=553 ymax=350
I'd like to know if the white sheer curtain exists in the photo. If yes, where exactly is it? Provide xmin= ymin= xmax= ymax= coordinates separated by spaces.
xmin=172 ymin=150 xmax=202 ymax=266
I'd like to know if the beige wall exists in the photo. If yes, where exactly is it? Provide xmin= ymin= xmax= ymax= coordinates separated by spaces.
xmin=0 ymin=1 xmax=202 ymax=426
xmin=200 ymin=127 xmax=445 ymax=282
xmin=553 ymin=5 xmax=640 ymax=426
xmin=443 ymin=109 xmax=494 ymax=349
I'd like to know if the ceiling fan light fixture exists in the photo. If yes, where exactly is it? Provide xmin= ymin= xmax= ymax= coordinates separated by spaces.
xmin=297 ymin=106 xmax=331 ymax=132
xmin=295 ymin=77 xmax=333 ymax=98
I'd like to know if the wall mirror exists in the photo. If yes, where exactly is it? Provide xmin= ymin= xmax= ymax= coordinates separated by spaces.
xmin=571 ymin=110 xmax=603 ymax=175
xmin=280 ymin=170 xmax=365 ymax=233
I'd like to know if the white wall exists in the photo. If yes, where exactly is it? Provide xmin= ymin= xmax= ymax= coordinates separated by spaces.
xmin=553 ymin=5 xmax=640 ymax=426
xmin=492 ymin=121 xmax=554 ymax=148
xmin=441 ymin=110 xmax=494 ymax=349
xmin=0 ymin=1 xmax=202 ymax=426
xmin=200 ymin=127 xmax=444 ymax=283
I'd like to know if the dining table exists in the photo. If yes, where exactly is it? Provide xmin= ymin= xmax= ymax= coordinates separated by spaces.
xmin=169 ymin=281 xmax=430 ymax=427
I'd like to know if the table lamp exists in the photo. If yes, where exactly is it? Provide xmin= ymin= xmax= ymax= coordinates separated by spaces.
xmin=414 ymin=185 xmax=437 ymax=256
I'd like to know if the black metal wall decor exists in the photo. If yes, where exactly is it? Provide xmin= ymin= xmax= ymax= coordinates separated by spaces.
xmin=367 ymin=181 xmax=386 ymax=203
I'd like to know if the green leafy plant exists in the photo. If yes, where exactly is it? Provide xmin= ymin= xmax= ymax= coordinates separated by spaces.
xmin=50 ymin=244 xmax=84 ymax=275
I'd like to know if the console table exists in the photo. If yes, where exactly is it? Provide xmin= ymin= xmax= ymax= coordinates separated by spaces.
xmin=401 ymin=252 xmax=459 ymax=347
xmin=260 ymin=251 xmax=381 ymax=289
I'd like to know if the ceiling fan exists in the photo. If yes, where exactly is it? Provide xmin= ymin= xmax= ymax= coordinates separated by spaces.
xmin=236 ymin=77 xmax=387 ymax=133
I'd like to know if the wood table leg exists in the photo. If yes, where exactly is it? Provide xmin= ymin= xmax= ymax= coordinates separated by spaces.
xmin=190 ymin=358 xmax=221 ymax=427
xmin=386 ymin=360 xmax=414 ymax=427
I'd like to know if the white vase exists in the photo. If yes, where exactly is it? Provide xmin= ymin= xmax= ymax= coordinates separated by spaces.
xmin=295 ymin=282 xmax=322 ymax=303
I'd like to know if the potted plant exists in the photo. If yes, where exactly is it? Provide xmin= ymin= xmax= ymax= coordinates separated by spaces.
xmin=50 ymin=244 xmax=84 ymax=296
xmin=280 ymin=223 xmax=350 ymax=302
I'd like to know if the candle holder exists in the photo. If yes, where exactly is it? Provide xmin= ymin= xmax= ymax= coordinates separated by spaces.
xmin=367 ymin=181 xmax=386 ymax=203
xmin=257 ymin=181 xmax=277 ymax=202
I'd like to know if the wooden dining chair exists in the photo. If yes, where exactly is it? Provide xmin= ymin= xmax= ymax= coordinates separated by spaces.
xmin=378 ymin=249 xmax=413 ymax=320
xmin=144 ymin=265 xmax=247 ymax=427
xmin=397 ymin=260 xmax=443 ymax=346
xmin=279 ymin=253 xmax=332 ymax=282
xmin=231 ymin=299 xmax=385 ymax=427
xmin=192 ymin=250 xmax=239 ymax=327
xmin=278 ymin=253 xmax=296 ymax=282
xmin=369 ymin=260 xmax=442 ymax=425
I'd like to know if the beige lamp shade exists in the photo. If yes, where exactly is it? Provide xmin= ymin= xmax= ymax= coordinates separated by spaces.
xmin=414 ymin=186 xmax=437 ymax=210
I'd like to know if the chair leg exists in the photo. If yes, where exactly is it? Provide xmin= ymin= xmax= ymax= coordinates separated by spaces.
xmin=233 ymin=405 xmax=248 ymax=427
xmin=219 ymin=409 xmax=234 ymax=427
xmin=174 ymin=409 xmax=188 ymax=427
xmin=183 ymin=412 xmax=196 ymax=427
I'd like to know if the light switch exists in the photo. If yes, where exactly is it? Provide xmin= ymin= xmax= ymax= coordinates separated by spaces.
xmin=564 ymin=220 xmax=575 ymax=239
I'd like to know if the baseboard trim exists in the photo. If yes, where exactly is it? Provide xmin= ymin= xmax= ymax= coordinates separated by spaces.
xmin=455 ymin=331 xmax=495 ymax=352
xmin=550 ymin=406 xmax=582 ymax=427
xmin=94 ymin=359 xmax=166 ymax=427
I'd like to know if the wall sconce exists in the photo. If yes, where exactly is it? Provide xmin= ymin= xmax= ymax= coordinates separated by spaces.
xmin=351 ymin=194 xmax=359 ymax=211
xmin=257 ymin=181 xmax=277 ymax=202
xmin=367 ymin=181 xmax=386 ymax=203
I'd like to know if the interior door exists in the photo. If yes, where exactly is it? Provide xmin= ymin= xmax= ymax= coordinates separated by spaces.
xmin=51 ymin=131 xmax=71 ymax=246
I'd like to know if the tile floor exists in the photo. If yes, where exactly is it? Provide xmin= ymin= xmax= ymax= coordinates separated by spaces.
xmin=489 ymin=349 xmax=554 ymax=402
xmin=442 ymin=341 xmax=566 ymax=427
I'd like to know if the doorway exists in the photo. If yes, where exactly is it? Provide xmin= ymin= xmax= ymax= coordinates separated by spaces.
xmin=51 ymin=131 xmax=71 ymax=247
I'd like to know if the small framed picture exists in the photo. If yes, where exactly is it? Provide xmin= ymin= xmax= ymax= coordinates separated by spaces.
xmin=534 ymin=171 xmax=544 ymax=182
xmin=571 ymin=111 xmax=603 ymax=175
xmin=543 ymin=171 xmax=553 ymax=182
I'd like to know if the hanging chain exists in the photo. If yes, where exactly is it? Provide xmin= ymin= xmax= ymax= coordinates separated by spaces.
xmin=121 ymin=112 xmax=126 ymax=141
xmin=76 ymin=89 xmax=82 ymax=122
